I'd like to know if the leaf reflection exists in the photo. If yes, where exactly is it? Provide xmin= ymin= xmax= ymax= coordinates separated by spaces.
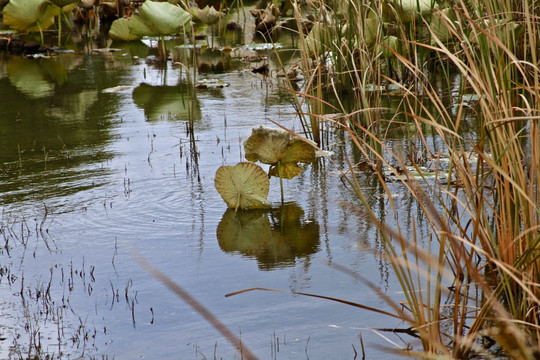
xmin=6 ymin=56 xmax=81 ymax=98
xmin=217 ymin=203 xmax=320 ymax=270
xmin=132 ymin=83 xmax=201 ymax=122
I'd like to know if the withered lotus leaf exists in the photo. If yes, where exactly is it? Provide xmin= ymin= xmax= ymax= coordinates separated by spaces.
xmin=214 ymin=162 xmax=270 ymax=210
xmin=243 ymin=126 xmax=316 ymax=179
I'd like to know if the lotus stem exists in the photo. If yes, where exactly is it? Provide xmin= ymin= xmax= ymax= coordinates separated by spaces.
xmin=278 ymin=160 xmax=284 ymax=204
xmin=159 ymin=36 xmax=167 ymax=62
xmin=37 ymin=21 xmax=44 ymax=45
xmin=58 ymin=7 xmax=62 ymax=47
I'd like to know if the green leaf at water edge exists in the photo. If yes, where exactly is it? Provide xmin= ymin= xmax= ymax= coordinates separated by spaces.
xmin=108 ymin=18 xmax=141 ymax=41
xmin=109 ymin=0 xmax=191 ymax=40
xmin=138 ymin=0 xmax=192 ymax=36
xmin=3 ymin=0 xmax=56 ymax=32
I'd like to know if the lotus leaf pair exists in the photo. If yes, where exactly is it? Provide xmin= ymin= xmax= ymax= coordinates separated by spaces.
xmin=214 ymin=127 xmax=316 ymax=210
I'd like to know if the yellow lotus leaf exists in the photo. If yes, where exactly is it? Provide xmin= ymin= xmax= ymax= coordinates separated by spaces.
xmin=244 ymin=126 xmax=315 ymax=162
xmin=214 ymin=162 xmax=270 ymax=210
xmin=244 ymin=126 xmax=291 ymax=165
xmin=269 ymin=162 xmax=303 ymax=179
xmin=280 ymin=137 xmax=317 ymax=164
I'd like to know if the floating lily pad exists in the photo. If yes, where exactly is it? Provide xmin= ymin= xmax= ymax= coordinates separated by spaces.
xmin=214 ymin=162 xmax=270 ymax=210
xmin=383 ymin=165 xmax=446 ymax=182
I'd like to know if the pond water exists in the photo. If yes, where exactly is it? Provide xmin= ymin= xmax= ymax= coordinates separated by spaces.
xmin=0 ymin=9 xmax=462 ymax=360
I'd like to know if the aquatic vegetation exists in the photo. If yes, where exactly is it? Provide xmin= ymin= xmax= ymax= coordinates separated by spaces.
xmin=244 ymin=126 xmax=316 ymax=180
xmin=280 ymin=0 xmax=540 ymax=357
xmin=214 ymin=162 xmax=270 ymax=211
xmin=2 ymin=0 xmax=57 ymax=43
xmin=108 ymin=0 xmax=191 ymax=52
xmin=214 ymin=128 xmax=316 ymax=209
xmin=189 ymin=5 xmax=223 ymax=25
xmin=244 ymin=126 xmax=317 ymax=203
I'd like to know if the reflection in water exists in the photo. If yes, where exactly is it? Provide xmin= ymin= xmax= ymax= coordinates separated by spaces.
xmin=217 ymin=203 xmax=320 ymax=270
xmin=6 ymin=56 xmax=81 ymax=98
xmin=132 ymin=82 xmax=201 ymax=122
xmin=0 ymin=53 xmax=129 ymax=209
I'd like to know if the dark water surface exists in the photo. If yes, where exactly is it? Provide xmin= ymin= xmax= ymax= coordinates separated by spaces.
xmin=0 ymin=23 xmax=436 ymax=360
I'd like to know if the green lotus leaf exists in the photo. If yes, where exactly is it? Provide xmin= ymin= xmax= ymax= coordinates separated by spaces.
xmin=469 ymin=19 xmax=525 ymax=49
xmin=269 ymin=162 xmax=303 ymax=179
xmin=109 ymin=14 xmax=158 ymax=40
xmin=214 ymin=162 xmax=270 ymax=210
xmin=3 ymin=0 xmax=56 ymax=32
xmin=138 ymin=0 xmax=192 ymax=36
xmin=109 ymin=18 xmax=141 ymax=41
xmin=191 ymin=5 xmax=222 ymax=25
xmin=109 ymin=1 xmax=191 ymax=40
xmin=49 ymin=0 xmax=78 ymax=7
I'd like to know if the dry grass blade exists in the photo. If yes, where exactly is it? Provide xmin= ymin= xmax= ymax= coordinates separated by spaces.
xmin=129 ymin=249 xmax=258 ymax=360
xmin=225 ymin=286 xmax=404 ymax=320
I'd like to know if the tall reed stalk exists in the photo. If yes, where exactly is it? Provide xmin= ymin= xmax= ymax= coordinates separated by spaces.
xmin=290 ymin=0 xmax=539 ymax=356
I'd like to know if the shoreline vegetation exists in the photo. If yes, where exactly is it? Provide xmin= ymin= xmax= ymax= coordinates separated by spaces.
xmin=284 ymin=0 xmax=539 ymax=358
xmin=1 ymin=0 xmax=538 ymax=358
